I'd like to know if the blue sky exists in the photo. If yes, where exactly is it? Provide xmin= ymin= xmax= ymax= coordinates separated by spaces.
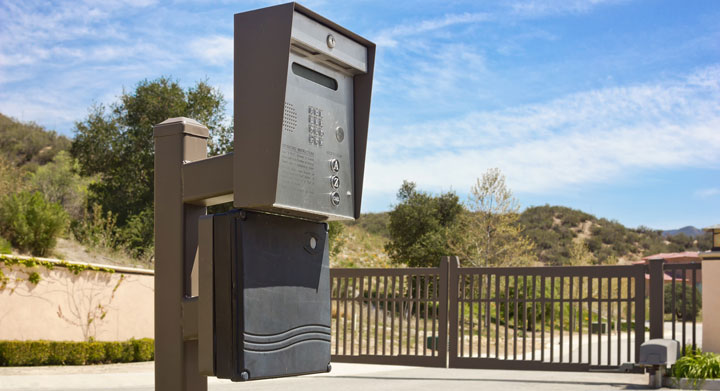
xmin=1 ymin=0 xmax=719 ymax=230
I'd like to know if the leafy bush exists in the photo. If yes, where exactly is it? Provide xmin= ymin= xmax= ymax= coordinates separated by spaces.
xmin=673 ymin=349 xmax=720 ymax=385
xmin=86 ymin=342 xmax=106 ymax=364
xmin=119 ymin=208 xmax=154 ymax=258
xmin=0 ymin=341 xmax=51 ymax=366
xmin=48 ymin=342 xmax=86 ymax=365
xmin=0 ymin=191 xmax=68 ymax=256
xmin=664 ymin=283 xmax=702 ymax=319
xmin=0 ymin=339 xmax=154 ymax=366
xmin=104 ymin=340 xmax=135 ymax=363
xmin=132 ymin=338 xmax=154 ymax=362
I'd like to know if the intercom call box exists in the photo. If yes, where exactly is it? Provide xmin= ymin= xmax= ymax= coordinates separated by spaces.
xmin=197 ymin=2 xmax=375 ymax=383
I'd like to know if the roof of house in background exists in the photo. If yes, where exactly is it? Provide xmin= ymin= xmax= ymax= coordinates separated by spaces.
xmin=641 ymin=252 xmax=700 ymax=262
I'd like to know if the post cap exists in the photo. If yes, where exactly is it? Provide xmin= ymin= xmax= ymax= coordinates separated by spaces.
xmin=153 ymin=117 xmax=209 ymax=139
xmin=703 ymin=224 xmax=720 ymax=232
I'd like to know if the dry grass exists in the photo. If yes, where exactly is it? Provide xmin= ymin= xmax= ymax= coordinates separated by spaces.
xmin=332 ymin=224 xmax=391 ymax=268
xmin=50 ymin=237 xmax=149 ymax=269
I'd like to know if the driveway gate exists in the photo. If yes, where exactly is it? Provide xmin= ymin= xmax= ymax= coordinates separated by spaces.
xmin=449 ymin=260 xmax=646 ymax=372
xmin=330 ymin=257 xmax=666 ymax=373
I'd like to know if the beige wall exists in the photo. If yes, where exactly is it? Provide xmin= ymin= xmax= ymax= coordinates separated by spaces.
xmin=0 ymin=257 xmax=154 ymax=342
xmin=703 ymin=259 xmax=720 ymax=354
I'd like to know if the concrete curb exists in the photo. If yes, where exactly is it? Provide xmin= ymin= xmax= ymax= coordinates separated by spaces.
xmin=664 ymin=377 xmax=720 ymax=390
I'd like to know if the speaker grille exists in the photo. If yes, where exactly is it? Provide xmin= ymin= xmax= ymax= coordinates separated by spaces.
xmin=283 ymin=102 xmax=297 ymax=133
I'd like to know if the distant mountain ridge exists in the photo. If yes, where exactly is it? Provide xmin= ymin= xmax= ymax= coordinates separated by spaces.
xmin=662 ymin=226 xmax=704 ymax=238
xmin=334 ymin=206 xmax=713 ymax=267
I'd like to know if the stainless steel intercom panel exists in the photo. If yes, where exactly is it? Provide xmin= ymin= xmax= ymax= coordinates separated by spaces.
xmin=233 ymin=2 xmax=375 ymax=221
xmin=275 ymin=12 xmax=367 ymax=219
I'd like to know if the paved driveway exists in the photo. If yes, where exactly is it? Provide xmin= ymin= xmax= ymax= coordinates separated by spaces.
xmin=0 ymin=361 xmax=658 ymax=391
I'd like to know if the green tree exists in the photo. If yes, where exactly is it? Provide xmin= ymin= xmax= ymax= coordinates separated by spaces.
xmin=385 ymin=181 xmax=464 ymax=267
xmin=71 ymin=77 xmax=231 ymax=254
xmin=451 ymin=168 xmax=536 ymax=266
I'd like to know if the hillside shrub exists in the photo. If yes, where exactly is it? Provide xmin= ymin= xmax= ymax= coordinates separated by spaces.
xmin=0 ymin=237 xmax=10 ymax=254
xmin=70 ymin=203 xmax=119 ymax=250
xmin=0 ymin=339 xmax=154 ymax=366
xmin=0 ymin=191 xmax=68 ymax=256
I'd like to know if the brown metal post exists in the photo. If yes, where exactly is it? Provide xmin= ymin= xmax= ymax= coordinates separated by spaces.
xmin=648 ymin=258 xmax=665 ymax=340
xmin=445 ymin=256 xmax=459 ymax=368
xmin=154 ymin=118 xmax=209 ymax=391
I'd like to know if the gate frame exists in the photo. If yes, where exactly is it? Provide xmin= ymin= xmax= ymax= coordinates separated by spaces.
xmin=447 ymin=259 xmax=646 ymax=372
xmin=329 ymin=256 xmax=667 ymax=375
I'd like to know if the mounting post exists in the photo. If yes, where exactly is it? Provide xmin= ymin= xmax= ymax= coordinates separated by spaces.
xmin=154 ymin=117 xmax=209 ymax=391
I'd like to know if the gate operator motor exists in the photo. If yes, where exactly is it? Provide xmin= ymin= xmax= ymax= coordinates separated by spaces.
xmin=197 ymin=2 xmax=375 ymax=383
xmin=233 ymin=2 xmax=375 ymax=221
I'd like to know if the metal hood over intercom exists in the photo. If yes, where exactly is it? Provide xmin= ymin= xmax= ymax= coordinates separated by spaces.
xmin=233 ymin=2 xmax=375 ymax=221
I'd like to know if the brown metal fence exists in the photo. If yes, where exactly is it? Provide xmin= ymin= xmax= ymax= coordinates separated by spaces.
xmin=330 ymin=256 xmax=700 ymax=373
xmin=448 ymin=260 xmax=646 ymax=372
xmin=330 ymin=262 xmax=448 ymax=367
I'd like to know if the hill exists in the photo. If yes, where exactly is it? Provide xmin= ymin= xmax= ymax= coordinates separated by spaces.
xmin=0 ymin=113 xmax=70 ymax=171
xmin=332 ymin=212 xmax=391 ymax=268
xmin=663 ymin=226 xmax=704 ymax=238
xmin=519 ymin=205 xmax=710 ymax=265
xmin=335 ymin=206 xmax=713 ymax=267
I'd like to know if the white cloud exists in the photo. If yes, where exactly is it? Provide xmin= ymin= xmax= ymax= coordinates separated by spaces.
xmin=363 ymin=66 xmax=720 ymax=196
xmin=696 ymin=188 xmax=720 ymax=199
xmin=188 ymin=35 xmax=233 ymax=66
xmin=374 ymin=13 xmax=490 ymax=48
xmin=510 ymin=0 xmax=628 ymax=17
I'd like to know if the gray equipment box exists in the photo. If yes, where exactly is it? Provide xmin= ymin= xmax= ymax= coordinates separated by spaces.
xmin=199 ymin=210 xmax=331 ymax=381
xmin=233 ymin=2 xmax=375 ymax=221
xmin=638 ymin=339 xmax=680 ymax=366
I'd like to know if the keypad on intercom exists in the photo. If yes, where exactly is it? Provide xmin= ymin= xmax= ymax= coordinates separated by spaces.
xmin=307 ymin=106 xmax=324 ymax=147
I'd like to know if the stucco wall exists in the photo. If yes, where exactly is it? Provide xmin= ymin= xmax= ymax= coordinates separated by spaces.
xmin=703 ymin=259 xmax=720 ymax=354
xmin=0 ymin=256 xmax=154 ymax=342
